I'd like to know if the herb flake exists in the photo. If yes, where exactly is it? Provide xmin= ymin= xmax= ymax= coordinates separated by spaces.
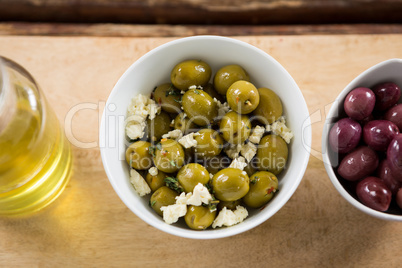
xmin=164 ymin=177 xmax=184 ymax=193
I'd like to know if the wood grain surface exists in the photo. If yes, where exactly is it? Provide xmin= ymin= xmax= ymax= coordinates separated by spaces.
xmin=1 ymin=0 xmax=402 ymax=24
xmin=0 ymin=35 xmax=401 ymax=267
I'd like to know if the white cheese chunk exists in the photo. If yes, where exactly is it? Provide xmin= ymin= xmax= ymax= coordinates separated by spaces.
xmin=224 ymin=143 xmax=242 ymax=159
xmin=240 ymin=142 xmax=257 ymax=162
xmin=162 ymin=129 xmax=183 ymax=140
xmin=129 ymin=169 xmax=151 ymax=197
xmin=178 ymin=133 xmax=198 ymax=148
xmin=186 ymin=183 xmax=212 ymax=206
xmin=248 ymin=125 xmax=265 ymax=144
xmin=175 ymin=192 xmax=192 ymax=205
xmin=213 ymin=98 xmax=231 ymax=117
xmin=266 ymin=116 xmax=294 ymax=144
xmin=149 ymin=167 xmax=158 ymax=177
xmin=229 ymin=156 xmax=248 ymax=170
xmin=125 ymin=119 xmax=146 ymax=140
xmin=212 ymin=206 xmax=248 ymax=228
xmin=160 ymin=204 xmax=187 ymax=224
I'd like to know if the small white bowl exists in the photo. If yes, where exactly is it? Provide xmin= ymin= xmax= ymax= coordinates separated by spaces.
xmin=322 ymin=58 xmax=402 ymax=221
xmin=100 ymin=36 xmax=312 ymax=239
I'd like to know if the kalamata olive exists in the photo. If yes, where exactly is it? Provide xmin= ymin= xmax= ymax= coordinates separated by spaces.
xmin=337 ymin=146 xmax=379 ymax=181
xmin=396 ymin=188 xmax=402 ymax=209
xmin=372 ymin=82 xmax=401 ymax=111
xmin=384 ymin=104 xmax=402 ymax=131
xmin=363 ymin=120 xmax=399 ymax=151
xmin=344 ymin=87 xmax=376 ymax=121
xmin=329 ymin=118 xmax=362 ymax=154
xmin=356 ymin=176 xmax=392 ymax=211
xmin=387 ymin=134 xmax=402 ymax=181
xmin=377 ymin=160 xmax=402 ymax=195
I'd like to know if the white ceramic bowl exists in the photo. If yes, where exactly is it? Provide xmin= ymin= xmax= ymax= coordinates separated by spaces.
xmin=322 ymin=58 xmax=402 ymax=221
xmin=100 ymin=36 xmax=312 ymax=239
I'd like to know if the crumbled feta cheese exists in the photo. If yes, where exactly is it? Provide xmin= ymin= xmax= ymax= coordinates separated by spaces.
xmin=240 ymin=142 xmax=257 ymax=162
xmin=268 ymin=116 xmax=294 ymax=144
xmin=209 ymin=173 xmax=214 ymax=179
xmin=249 ymin=125 xmax=265 ymax=144
xmin=125 ymin=116 xmax=147 ymax=140
xmin=229 ymin=156 xmax=248 ymax=170
xmin=212 ymin=206 xmax=248 ymax=228
xmin=213 ymin=98 xmax=231 ymax=117
xmin=178 ymin=133 xmax=198 ymax=148
xmin=149 ymin=167 xmax=158 ymax=176
xmin=186 ymin=183 xmax=212 ymax=206
xmin=175 ymin=192 xmax=192 ymax=205
xmin=171 ymin=119 xmax=175 ymax=125
xmin=162 ymin=129 xmax=183 ymax=140
xmin=160 ymin=204 xmax=187 ymax=224
xmin=180 ymin=90 xmax=186 ymax=94
xmin=129 ymin=169 xmax=151 ymax=197
xmin=188 ymin=85 xmax=203 ymax=90
xmin=225 ymin=143 xmax=242 ymax=159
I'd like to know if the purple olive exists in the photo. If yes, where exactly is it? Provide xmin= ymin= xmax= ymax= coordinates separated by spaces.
xmin=397 ymin=188 xmax=402 ymax=209
xmin=363 ymin=120 xmax=399 ymax=151
xmin=372 ymin=82 xmax=401 ymax=111
xmin=356 ymin=176 xmax=392 ymax=211
xmin=337 ymin=146 xmax=379 ymax=181
xmin=384 ymin=104 xmax=402 ymax=131
xmin=344 ymin=87 xmax=376 ymax=121
xmin=377 ymin=159 xmax=402 ymax=195
xmin=387 ymin=134 xmax=402 ymax=181
xmin=329 ymin=118 xmax=362 ymax=154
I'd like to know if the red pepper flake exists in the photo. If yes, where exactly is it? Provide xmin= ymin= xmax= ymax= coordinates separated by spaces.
xmin=236 ymin=97 xmax=240 ymax=104
xmin=161 ymin=138 xmax=167 ymax=142
xmin=161 ymin=150 xmax=168 ymax=156
xmin=267 ymin=187 xmax=276 ymax=195
xmin=158 ymin=97 xmax=162 ymax=106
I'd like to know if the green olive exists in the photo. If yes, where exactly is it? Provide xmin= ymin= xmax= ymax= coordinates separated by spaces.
xmin=213 ymin=64 xmax=250 ymax=95
xmin=203 ymin=83 xmax=225 ymax=103
xmin=217 ymin=200 xmax=242 ymax=211
xmin=146 ymin=111 xmax=172 ymax=142
xmin=145 ymin=169 xmax=168 ymax=192
xmin=177 ymin=163 xmax=210 ymax=192
xmin=153 ymin=139 xmax=185 ymax=173
xmin=253 ymin=87 xmax=283 ymax=124
xmin=184 ymin=205 xmax=217 ymax=230
xmin=204 ymin=155 xmax=231 ymax=175
xmin=173 ymin=113 xmax=197 ymax=134
xmin=212 ymin=168 xmax=249 ymax=201
xmin=125 ymin=141 xmax=153 ymax=170
xmin=182 ymin=89 xmax=218 ymax=126
xmin=256 ymin=134 xmax=288 ymax=175
xmin=170 ymin=60 xmax=212 ymax=91
xmin=150 ymin=186 xmax=179 ymax=216
xmin=243 ymin=171 xmax=278 ymax=208
xmin=220 ymin=111 xmax=251 ymax=144
xmin=194 ymin=129 xmax=224 ymax=158
xmin=153 ymin=83 xmax=182 ymax=114
xmin=226 ymin=80 xmax=260 ymax=114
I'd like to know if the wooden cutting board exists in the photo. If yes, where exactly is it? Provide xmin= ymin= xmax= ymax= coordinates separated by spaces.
xmin=0 ymin=35 xmax=401 ymax=267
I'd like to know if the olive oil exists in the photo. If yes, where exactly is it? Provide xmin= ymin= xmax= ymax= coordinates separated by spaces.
xmin=0 ymin=58 xmax=72 ymax=216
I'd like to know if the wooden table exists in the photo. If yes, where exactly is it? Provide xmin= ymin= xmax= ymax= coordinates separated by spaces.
xmin=0 ymin=33 xmax=401 ymax=267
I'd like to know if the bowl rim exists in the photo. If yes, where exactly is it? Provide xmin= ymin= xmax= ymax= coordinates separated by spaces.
xmin=100 ymin=35 xmax=312 ymax=239
xmin=322 ymin=58 xmax=402 ymax=221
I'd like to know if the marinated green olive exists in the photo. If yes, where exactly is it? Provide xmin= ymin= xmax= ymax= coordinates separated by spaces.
xmin=153 ymin=83 xmax=182 ymax=114
xmin=194 ymin=129 xmax=224 ymax=158
xmin=243 ymin=171 xmax=278 ymax=208
xmin=182 ymin=89 xmax=218 ymax=126
xmin=212 ymin=168 xmax=249 ymax=201
xmin=253 ymin=87 xmax=283 ymax=124
xmin=177 ymin=163 xmax=210 ymax=192
xmin=125 ymin=141 xmax=153 ymax=170
xmin=227 ymin=80 xmax=260 ymax=114
xmin=220 ymin=111 xmax=251 ymax=144
xmin=153 ymin=139 xmax=185 ymax=173
xmin=150 ymin=186 xmax=179 ymax=216
xmin=257 ymin=134 xmax=288 ymax=175
xmin=214 ymin=64 xmax=250 ymax=95
xmin=217 ymin=200 xmax=242 ymax=211
xmin=171 ymin=60 xmax=212 ymax=91
xmin=184 ymin=205 xmax=217 ymax=230
xmin=146 ymin=111 xmax=172 ymax=142
xmin=173 ymin=113 xmax=197 ymax=134
xmin=203 ymin=83 xmax=225 ymax=103
xmin=145 ymin=169 xmax=168 ymax=192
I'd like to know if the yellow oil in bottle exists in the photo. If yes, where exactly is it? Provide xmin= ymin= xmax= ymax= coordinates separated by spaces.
xmin=0 ymin=60 xmax=72 ymax=216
